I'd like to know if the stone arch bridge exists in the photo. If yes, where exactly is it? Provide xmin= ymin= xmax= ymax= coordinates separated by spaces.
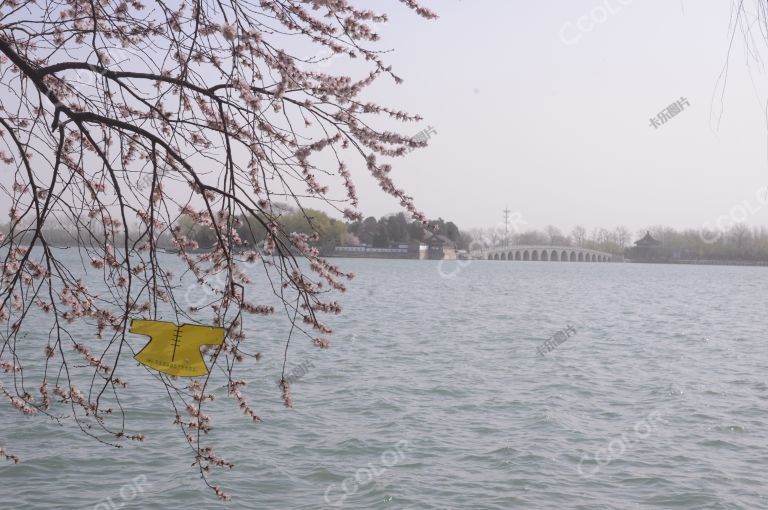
xmin=477 ymin=245 xmax=614 ymax=262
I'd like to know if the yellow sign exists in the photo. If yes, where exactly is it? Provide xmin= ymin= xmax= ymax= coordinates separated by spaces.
xmin=129 ymin=319 xmax=225 ymax=377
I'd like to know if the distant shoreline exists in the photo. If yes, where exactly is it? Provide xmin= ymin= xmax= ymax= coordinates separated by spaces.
xmin=625 ymin=259 xmax=768 ymax=267
xmin=331 ymin=254 xmax=768 ymax=268
xmin=12 ymin=246 xmax=768 ymax=268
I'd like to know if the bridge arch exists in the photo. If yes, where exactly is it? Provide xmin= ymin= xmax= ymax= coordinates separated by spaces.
xmin=478 ymin=246 xmax=612 ymax=263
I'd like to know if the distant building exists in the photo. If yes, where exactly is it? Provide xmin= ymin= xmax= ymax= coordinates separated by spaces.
xmin=628 ymin=231 xmax=665 ymax=262
xmin=332 ymin=235 xmax=458 ymax=261
xmin=332 ymin=242 xmax=428 ymax=259
xmin=424 ymin=233 xmax=457 ymax=260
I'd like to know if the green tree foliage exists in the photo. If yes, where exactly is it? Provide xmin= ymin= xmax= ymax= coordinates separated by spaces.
xmin=346 ymin=213 xmax=470 ymax=250
xmin=177 ymin=207 xmax=350 ymax=255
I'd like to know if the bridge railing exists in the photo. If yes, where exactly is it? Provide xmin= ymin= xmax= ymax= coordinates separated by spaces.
xmin=469 ymin=245 xmax=616 ymax=262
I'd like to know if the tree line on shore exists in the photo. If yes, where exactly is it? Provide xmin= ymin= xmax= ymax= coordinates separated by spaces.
xmin=6 ymin=214 xmax=768 ymax=262
xmin=345 ymin=213 xmax=471 ymax=250
xmin=468 ymin=225 xmax=630 ymax=254
xmin=233 ymin=210 xmax=470 ymax=252
xmin=471 ymin=224 xmax=768 ymax=262
xmin=633 ymin=224 xmax=768 ymax=262
xmin=0 ymin=209 xmax=471 ymax=254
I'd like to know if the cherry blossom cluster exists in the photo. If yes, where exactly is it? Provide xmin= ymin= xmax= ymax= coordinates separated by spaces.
xmin=0 ymin=0 xmax=436 ymax=499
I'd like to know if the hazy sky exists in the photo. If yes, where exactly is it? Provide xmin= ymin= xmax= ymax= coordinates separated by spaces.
xmin=347 ymin=0 xmax=768 ymax=235
xmin=6 ymin=1 xmax=768 ymax=238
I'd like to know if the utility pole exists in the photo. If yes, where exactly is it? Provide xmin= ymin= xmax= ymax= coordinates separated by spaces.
xmin=503 ymin=208 xmax=511 ymax=247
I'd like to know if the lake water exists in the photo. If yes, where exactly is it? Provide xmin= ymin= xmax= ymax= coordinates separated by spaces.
xmin=1 ymin=257 xmax=767 ymax=509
